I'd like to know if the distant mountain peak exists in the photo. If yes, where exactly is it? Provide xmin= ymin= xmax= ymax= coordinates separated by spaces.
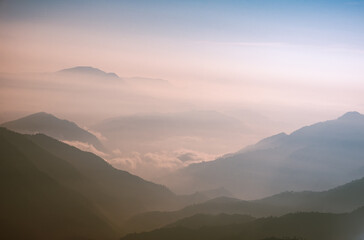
xmin=28 ymin=111 xmax=56 ymax=118
xmin=18 ymin=112 xmax=74 ymax=125
xmin=338 ymin=111 xmax=364 ymax=121
xmin=58 ymin=66 xmax=120 ymax=78
xmin=1 ymin=112 xmax=106 ymax=152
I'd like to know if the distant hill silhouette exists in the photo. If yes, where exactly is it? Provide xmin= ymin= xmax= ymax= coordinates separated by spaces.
xmin=166 ymin=213 xmax=255 ymax=229
xmin=0 ymin=128 xmax=206 ymax=238
xmin=58 ymin=66 xmax=120 ymax=78
xmin=1 ymin=112 xmax=106 ymax=152
xmin=254 ymin=176 xmax=364 ymax=213
xmin=121 ymin=207 xmax=364 ymax=240
xmin=123 ymin=174 xmax=364 ymax=233
xmin=163 ymin=111 xmax=364 ymax=198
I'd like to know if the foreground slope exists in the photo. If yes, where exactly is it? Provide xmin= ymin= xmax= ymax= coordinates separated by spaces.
xmin=28 ymin=131 xmax=187 ymax=220
xmin=0 ymin=128 xmax=197 ymax=237
xmin=165 ymin=111 xmax=364 ymax=198
xmin=0 ymin=129 xmax=116 ymax=239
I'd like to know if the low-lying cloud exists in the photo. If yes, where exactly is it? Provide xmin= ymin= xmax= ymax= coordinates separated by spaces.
xmin=62 ymin=140 xmax=109 ymax=158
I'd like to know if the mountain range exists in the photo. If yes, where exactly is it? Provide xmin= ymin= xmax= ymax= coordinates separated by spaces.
xmin=122 ymin=174 xmax=364 ymax=234
xmin=0 ymin=127 xmax=207 ymax=239
xmin=2 ymin=110 xmax=364 ymax=239
xmin=121 ymin=207 xmax=364 ymax=240
xmin=161 ymin=111 xmax=364 ymax=199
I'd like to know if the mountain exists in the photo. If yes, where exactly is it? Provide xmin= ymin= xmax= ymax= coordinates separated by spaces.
xmin=121 ymin=207 xmax=364 ymax=240
xmin=58 ymin=66 xmax=120 ymax=79
xmin=122 ymin=197 xmax=245 ymax=233
xmin=162 ymin=111 xmax=364 ymax=198
xmin=0 ymin=128 xmax=117 ymax=239
xmin=166 ymin=213 xmax=255 ymax=229
xmin=123 ymin=175 xmax=364 ymax=233
xmin=0 ymin=128 xmax=203 ymax=238
xmin=254 ymin=176 xmax=364 ymax=213
xmin=197 ymin=187 xmax=233 ymax=199
xmin=1 ymin=112 xmax=106 ymax=152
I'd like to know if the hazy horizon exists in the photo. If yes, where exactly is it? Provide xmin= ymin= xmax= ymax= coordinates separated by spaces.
xmin=1 ymin=0 xmax=364 ymax=122
xmin=2 ymin=0 xmax=364 ymax=183
xmin=1 ymin=1 xmax=364 ymax=239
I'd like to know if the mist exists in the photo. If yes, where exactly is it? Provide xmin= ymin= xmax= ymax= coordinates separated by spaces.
xmin=1 ymin=1 xmax=364 ymax=239
xmin=1 ymin=67 xmax=361 ymax=182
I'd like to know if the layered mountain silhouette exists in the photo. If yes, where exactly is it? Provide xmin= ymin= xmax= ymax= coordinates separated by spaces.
xmin=1 ymin=112 xmax=106 ymax=152
xmin=0 ymin=128 xmax=205 ymax=239
xmin=163 ymin=111 xmax=364 ymax=198
xmin=121 ymin=207 xmax=364 ymax=240
xmin=124 ymin=173 xmax=364 ymax=233
xmin=58 ymin=66 xmax=120 ymax=79
xmin=58 ymin=66 xmax=173 ymax=86
xmin=3 ymin=111 xmax=364 ymax=239
xmin=165 ymin=213 xmax=255 ymax=229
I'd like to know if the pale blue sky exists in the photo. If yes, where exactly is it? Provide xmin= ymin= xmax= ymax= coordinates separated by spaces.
xmin=1 ymin=0 xmax=364 ymax=129
xmin=1 ymin=0 xmax=364 ymax=85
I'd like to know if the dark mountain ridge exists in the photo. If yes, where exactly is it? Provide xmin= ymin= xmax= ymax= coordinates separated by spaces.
xmin=0 ymin=128 xmax=206 ymax=238
xmin=121 ymin=207 xmax=364 ymax=240
xmin=0 ymin=128 xmax=117 ymax=239
xmin=165 ymin=111 xmax=364 ymax=198
xmin=123 ymin=174 xmax=364 ymax=234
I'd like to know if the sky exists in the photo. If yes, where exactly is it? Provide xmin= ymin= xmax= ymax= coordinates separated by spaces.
xmin=1 ymin=0 xmax=364 ymax=120
xmin=1 ymin=0 xmax=364 ymax=83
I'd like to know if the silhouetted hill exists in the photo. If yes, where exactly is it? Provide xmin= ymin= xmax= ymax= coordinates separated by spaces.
xmin=123 ymin=175 xmax=364 ymax=233
xmin=0 ymin=128 xmax=201 ymax=237
xmin=165 ymin=111 xmax=364 ymax=198
xmin=1 ymin=112 xmax=106 ymax=152
xmin=0 ymin=128 xmax=117 ymax=239
xmin=255 ymin=176 xmax=364 ymax=213
xmin=197 ymin=187 xmax=233 ymax=199
xmin=123 ymin=197 xmax=260 ymax=233
xmin=58 ymin=66 xmax=120 ymax=78
xmin=121 ymin=207 xmax=364 ymax=240
xmin=28 ymin=131 xmax=193 ymax=217
xmin=166 ymin=213 xmax=255 ymax=229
